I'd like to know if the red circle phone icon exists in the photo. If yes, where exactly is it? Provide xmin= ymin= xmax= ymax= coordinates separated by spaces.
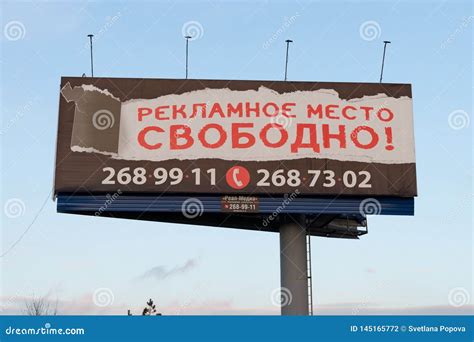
xmin=226 ymin=166 xmax=250 ymax=190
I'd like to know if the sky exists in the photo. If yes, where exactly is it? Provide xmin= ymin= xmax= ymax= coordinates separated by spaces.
xmin=0 ymin=0 xmax=472 ymax=315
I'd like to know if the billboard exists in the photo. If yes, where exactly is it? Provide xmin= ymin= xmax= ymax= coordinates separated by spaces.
xmin=54 ymin=77 xmax=416 ymax=197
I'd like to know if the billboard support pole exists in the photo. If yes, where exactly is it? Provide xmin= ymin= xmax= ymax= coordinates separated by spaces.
xmin=87 ymin=34 xmax=94 ymax=78
xmin=279 ymin=214 xmax=309 ymax=315
xmin=284 ymin=39 xmax=293 ymax=81
xmin=185 ymin=36 xmax=191 ymax=79
xmin=379 ymin=40 xmax=391 ymax=83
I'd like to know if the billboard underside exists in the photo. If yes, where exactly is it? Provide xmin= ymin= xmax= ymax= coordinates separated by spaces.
xmin=57 ymin=194 xmax=413 ymax=237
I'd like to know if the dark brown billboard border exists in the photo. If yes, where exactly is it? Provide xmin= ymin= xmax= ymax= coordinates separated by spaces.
xmin=55 ymin=77 xmax=416 ymax=197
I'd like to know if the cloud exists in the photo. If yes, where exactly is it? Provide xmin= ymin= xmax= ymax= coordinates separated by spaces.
xmin=139 ymin=259 xmax=197 ymax=281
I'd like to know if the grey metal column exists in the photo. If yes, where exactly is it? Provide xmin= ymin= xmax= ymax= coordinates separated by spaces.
xmin=279 ymin=214 xmax=309 ymax=315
